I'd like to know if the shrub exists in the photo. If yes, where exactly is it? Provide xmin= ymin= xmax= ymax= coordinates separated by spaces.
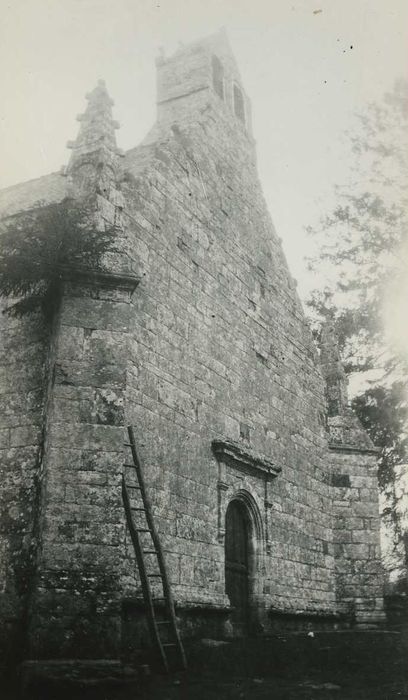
xmin=0 ymin=197 xmax=117 ymax=318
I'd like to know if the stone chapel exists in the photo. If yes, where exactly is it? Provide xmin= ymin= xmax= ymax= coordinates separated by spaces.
xmin=0 ymin=31 xmax=385 ymax=670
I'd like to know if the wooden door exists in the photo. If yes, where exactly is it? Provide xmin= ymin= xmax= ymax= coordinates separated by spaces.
xmin=225 ymin=500 xmax=249 ymax=634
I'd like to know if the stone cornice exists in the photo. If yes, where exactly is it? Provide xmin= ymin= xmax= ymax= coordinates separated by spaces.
xmin=57 ymin=265 xmax=140 ymax=292
xmin=329 ymin=443 xmax=380 ymax=456
xmin=211 ymin=438 xmax=281 ymax=479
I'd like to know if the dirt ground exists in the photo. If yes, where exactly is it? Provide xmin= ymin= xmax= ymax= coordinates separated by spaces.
xmin=4 ymin=630 xmax=408 ymax=699
xmin=141 ymin=672 xmax=407 ymax=700
xmin=128 ymin=630 xmax=408 ymax=700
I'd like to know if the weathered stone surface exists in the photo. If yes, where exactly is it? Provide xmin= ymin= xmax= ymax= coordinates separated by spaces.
xmin=0 ymin=31 xmax=385 ymax=668
xmin=0 ymin=307 xmax=46 ymax=668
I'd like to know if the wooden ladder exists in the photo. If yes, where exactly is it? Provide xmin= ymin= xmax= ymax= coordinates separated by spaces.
xmin=122 ymin=425 xmax=187 ymax=672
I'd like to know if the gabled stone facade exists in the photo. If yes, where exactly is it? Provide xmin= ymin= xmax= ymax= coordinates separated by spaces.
xmin=0 ymin=31 xmax=385 ymax=670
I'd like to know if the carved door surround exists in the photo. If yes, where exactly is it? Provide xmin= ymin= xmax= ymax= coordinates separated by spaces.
xmin=211 ymin=439 xmax=281 ymax=554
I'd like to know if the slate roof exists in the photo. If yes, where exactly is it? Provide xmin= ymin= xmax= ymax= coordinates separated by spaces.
xmin=0 ymin=172 xmax=68 ymax=218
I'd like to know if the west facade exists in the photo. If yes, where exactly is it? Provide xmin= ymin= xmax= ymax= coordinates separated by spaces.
xmin=0 ymin=32 xmax=384 ymax=669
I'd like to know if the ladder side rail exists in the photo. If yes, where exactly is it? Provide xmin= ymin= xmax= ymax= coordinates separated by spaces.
xmin=127 ymin=426 xmax=176 ymax=606
xmin=127 ymin=426 xmax=187 ymax=670
xmin=122 ymin=476 xmax=169 ymax=672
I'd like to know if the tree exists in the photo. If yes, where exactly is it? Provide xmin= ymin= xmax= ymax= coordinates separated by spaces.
xmin=353 ymin=384 xmax=408 ymax=585
xmin=307 ymin=80 xmax=408 ymax=584
xmin=0 ymin=196 xmax=117 ymax=319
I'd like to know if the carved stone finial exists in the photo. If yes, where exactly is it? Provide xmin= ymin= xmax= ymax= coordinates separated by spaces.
xmin=65 ymin=80 xmax=121 ymax=195
xmin=319 ymin=319 xmax=349 ymax=416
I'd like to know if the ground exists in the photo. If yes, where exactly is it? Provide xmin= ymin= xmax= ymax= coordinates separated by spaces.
xmin=4 ymin=629 xmax=407 ymax=699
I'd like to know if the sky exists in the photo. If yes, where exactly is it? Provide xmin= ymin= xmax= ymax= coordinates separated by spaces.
xmin=0 ymin=0 xmax=407 ymax=300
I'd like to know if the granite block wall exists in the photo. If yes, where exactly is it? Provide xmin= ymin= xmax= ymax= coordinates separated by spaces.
xmin=0 ymin=305 xmax=47 ymax=665
xmin=26 ymin=281 xmax=135 ymax=659
xmin=119 ymin=40 xmax=338 ymax=625
xmin=330 ymin=445 xmax=385 ymax=625
xmin=0 ymin=32 xmax=386 ymax=666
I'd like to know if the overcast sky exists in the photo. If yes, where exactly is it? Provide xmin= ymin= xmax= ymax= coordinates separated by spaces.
xmin=0 ymin=0 xmax=407 ymax=298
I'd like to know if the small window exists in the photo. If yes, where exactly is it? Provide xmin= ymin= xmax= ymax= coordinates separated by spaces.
xmin=212 ymin=55 xmax=224 ymax=100
xmin=233 ymin=84 xmax=245 ymax=123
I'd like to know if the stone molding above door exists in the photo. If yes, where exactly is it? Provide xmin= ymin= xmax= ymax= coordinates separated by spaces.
xmin=211 ymin=438 xmax=281 ymax=552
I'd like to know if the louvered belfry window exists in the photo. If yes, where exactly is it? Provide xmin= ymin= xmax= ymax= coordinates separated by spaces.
xmin=233 ymin=84 xmax=245 ymax=123
xmin=212 ymin=55 xmax=224 ymax=100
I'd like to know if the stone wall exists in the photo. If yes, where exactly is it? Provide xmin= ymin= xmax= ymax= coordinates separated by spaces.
xmin=0 ymin=304 xmax=47 ymax=666
xmin=21 ymin=80 xmax=141 ymax=660
xmin=0 ymin=33 xmax=386 ymax=667
xmin=120 ymin=38 xmax=338 ymax=625
xmin=330 ymin=443 xmax=385 ymax=626
xmin=321 ymin=320 xmax=385 ymax=627
xmin=26 ymin=279 xmax=136 ymax=659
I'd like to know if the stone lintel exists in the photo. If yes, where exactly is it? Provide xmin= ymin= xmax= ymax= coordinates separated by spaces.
xmin=57 ymin=265 xmax=140 ymax=292
xmin=212 ymin=438 xmax=281 ymax=479
xmin=268 ymin=607 xmax=342 ymax=621
xmin=177 ymin=601 xmax=231 ymax=613
xmin=122 ymin=596 xmax=231 ymax=614
xmin=329 ymin=443 xmax=380 ymax=457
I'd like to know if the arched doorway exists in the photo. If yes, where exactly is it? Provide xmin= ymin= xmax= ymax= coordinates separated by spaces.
xmin=225 ymin=499 xmax=250 ymax=635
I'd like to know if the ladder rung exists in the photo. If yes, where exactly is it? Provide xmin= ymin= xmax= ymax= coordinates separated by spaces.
xmin=123 ymin=426 xmax=187 ymax=672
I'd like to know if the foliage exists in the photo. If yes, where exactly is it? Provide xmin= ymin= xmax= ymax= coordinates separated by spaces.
xmin=307 ymin=80 xmax=408 ymax=576
xmin=352 ymin=384 xmax=408 ymax=489
xmin=0 ymin=197 xmax=117 ymax=318
xmin=306 ymin=79 xmax=408 ymax=379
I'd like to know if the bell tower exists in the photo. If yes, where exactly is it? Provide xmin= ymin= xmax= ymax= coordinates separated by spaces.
xmin=155 ymin=30 xmax=253 ymax=137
